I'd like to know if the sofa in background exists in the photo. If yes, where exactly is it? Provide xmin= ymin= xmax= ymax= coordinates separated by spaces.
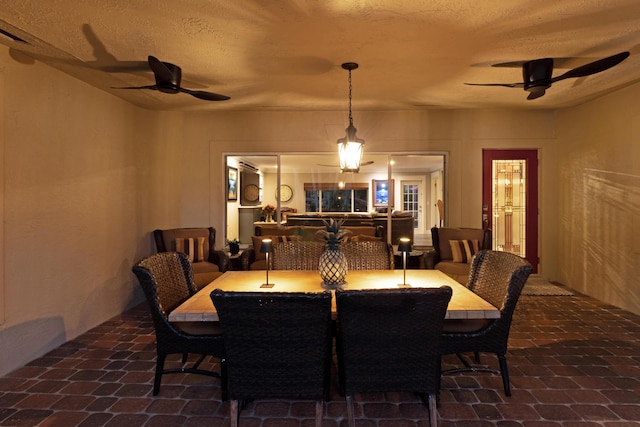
xmin=426 ymin=226 xmax=492 ymax=284
xmin=284 ymin=212 xmax=414 ymax=244
xmin=240 ymin=224 xmax=383 ymax=270
xmin=153 ymin=227 xmax=229 ymax=289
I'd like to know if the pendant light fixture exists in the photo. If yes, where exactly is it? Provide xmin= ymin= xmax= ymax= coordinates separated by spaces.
xmin=337 ymin=62 xmax=364 ymax=173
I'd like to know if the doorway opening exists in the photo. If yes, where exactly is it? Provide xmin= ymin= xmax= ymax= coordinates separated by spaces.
xmin=224 ymin=153 xmax=446 ymax=248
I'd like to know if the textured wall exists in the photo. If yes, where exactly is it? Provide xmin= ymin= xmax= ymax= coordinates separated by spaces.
xmin=556 ymin=86 xmax=640 ymax=315
xmin=0 ymin=46 xmax=145 ymax=375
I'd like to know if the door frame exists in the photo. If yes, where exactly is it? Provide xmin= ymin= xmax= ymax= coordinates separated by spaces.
xmin=482 ymin=149 xmax=538 ymax=273
xmin=400 ymin=179 xmax=426 ymax=236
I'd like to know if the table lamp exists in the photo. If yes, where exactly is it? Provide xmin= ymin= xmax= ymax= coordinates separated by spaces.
xmin=260 ymin=238 xmax=274 ymax=288
xmin=397 ymin=237 xmax=412 ymax=287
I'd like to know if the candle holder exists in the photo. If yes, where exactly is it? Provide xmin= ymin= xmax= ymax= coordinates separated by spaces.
xmin=260 ymin=239 xmax=274 ymax=288
xmin=397 ymin=237 xmax=412 ymax=287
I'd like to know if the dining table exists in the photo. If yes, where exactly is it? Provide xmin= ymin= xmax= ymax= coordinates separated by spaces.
xmin=169 ymin=269 xmax=500 ymax=322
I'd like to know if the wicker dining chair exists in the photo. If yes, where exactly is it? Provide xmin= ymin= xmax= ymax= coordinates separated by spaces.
xmin=271 ymin=241 xmax=325 ymax=270
xmin=335 ymin=286 xmax=453 ymax=427
xmin=441 ymin=250 xmax=532 ymax=396
xmin=210 ymin=290 xmax=333 ymax=427
xmin=342 ymin=240 xmax=395 ymax=270
xmin=271 ymin=240 xmax=395 ymax=271
xmin=132 ymin=252 xmax=226 ymax=396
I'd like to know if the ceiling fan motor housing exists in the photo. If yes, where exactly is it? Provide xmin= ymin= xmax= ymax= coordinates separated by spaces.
xmin=154 ymin=62 xmax=182 ymax=93
xmin=523 ymin=58 xmax=553 ymax=90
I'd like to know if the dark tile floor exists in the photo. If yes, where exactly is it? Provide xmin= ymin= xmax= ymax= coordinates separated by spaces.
xmin=1 ymin=287 xmax=640 ymax=426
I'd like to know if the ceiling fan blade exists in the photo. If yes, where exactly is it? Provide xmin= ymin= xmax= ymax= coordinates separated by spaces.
xmin=317 ymin=160 xmax=374 ymax=168
xmin=147 ymin=55 xmax=174 ymax=82
xmin=180 ymin=87 xmax=230 ymax=101
xmin=111 ymin=84 xmax=159 ymax=90
xmin=550 ymin=51 xmax=629 ymax=83
xmin=526 ymin=86 xmax=547 ymax=100
xmin=464 ymin=82 xmax=524 ymax=88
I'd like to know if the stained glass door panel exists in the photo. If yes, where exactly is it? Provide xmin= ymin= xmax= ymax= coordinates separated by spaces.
xmin=482 ymin=150 xmax=538 ymax=273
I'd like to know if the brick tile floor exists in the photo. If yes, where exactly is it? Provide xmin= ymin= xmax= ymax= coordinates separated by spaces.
xmin=1 ymin=288 xmax=640 ymax=426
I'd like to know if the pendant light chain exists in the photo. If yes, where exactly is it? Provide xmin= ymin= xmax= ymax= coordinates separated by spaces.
xmin=348 ymin=68 xmax=353 ymax=126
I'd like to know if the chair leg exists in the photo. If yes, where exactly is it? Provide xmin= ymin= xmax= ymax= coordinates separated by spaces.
xmin=456 ymin=352 xmax=472 ymax=368
xmin=220 ymin=358 xmax=228 ymax=401
xmin=229 ymin=399 xmax=239 ymax=427
xmin=315 ymin=400 xmax=323 ymax=427
xmin=497 ymin=353 xmax=511 ymax=396
xmin=153 ymin=354 xmax=166 ymax=396
xmin=427 ymin=393 xmax=438 ymax=427
xmin=346 ymin=394 xmax=356 ymax=427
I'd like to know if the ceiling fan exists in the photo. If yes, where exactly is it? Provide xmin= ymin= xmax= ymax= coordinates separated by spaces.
xmin=465 ymin=51 xmax=630 ymax=100
xmin=317 ymin=160 xmax=374 ymax=172
xmin=112 ymin=55 xmax=230 ymax=101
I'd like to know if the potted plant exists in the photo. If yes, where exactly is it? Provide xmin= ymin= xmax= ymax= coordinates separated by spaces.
xmin=226 ymin=238 xmax=240 ymax=255
xmin=261 ymin=204 xmax=276 ymax=222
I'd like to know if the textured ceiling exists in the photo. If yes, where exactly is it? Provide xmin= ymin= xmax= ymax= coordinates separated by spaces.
xmin=2 ymin=0 xmax=640 ymax=112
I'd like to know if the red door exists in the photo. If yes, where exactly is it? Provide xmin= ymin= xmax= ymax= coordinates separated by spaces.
xmin=482 ymin=149 xmax=538 ymax=273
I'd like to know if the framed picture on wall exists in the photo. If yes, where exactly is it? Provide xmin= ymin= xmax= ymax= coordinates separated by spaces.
xmin=227 ymin=167 xmax=238 ymax=201
xmin=372 ymin=179 xmax=394 ymax=208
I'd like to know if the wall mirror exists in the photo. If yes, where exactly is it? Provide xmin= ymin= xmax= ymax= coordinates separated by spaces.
xmin=225 ymin=152 xmax=446 ymax=247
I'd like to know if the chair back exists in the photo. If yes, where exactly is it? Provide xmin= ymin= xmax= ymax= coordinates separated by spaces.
xmin=133 ymin=252 xmax=196 ymax=322
xmin=342 ymin=241 xmax=394 ymax=270
xmin=336 ymin=286 xmax=452 ymax=394
xmin=272 ymin=241 xmax=325 ymax=270
xmin=468 ymin=250 xmax=532 ymax=317
xmin=210 ymin=290 xmax=333 ymax=401
xmin=154 ymin=227 xmax=216 ymax=262
xmin=271 ymin=240 xmax=394 ymax=271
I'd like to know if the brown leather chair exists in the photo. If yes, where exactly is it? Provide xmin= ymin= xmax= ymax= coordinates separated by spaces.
xmin=427 ymin=227 xmax=492 ymax=284
xmin=153 ymin=227 xmax=228 ymax=289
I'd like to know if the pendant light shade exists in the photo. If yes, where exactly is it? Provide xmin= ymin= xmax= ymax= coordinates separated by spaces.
xmin=337 ymin=62 xmax=364 ymax=173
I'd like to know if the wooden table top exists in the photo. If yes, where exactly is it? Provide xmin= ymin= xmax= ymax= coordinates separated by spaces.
xmin=168 ymin=269 xmax=500 ymax=322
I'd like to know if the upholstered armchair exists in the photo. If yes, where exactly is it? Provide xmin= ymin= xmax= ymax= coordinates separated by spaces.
xmin=425 ymin=227 xmax=492 ymax=285
xmin=153 ymin=227 xmax=229 ymax=289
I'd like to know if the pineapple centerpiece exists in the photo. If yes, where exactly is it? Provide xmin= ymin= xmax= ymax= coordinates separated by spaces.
xmin=316 ymin=218 xmax=351 ymax=288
